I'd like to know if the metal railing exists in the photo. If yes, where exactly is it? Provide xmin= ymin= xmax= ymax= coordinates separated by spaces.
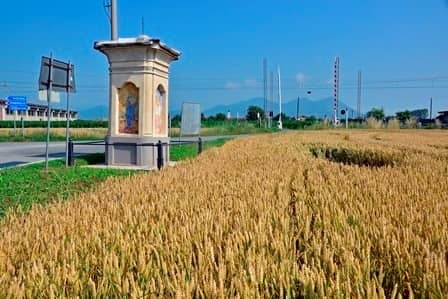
xmin=68 ymin=137 xmax=203 ymax=170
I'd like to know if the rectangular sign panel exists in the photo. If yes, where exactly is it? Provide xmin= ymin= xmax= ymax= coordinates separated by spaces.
xmin=180 ymin=102 xmax=201 ymax=136
xmin=38 ymin=90 xmax=61 ymax=103
xmin=7 ymin=96 xmax=27 ymax=111
xmin=39 ymin=57 xmax=76 ymax=93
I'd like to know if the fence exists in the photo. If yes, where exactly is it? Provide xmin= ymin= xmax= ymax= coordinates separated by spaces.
xmin=68 ymin=137 xmax=203 ymax=170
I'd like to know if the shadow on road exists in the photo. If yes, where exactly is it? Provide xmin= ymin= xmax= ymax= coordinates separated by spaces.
xmin=27 ymin=153 xmax=66 ymax=159
xmin=0 ymin=161 xmax=27 ymax=168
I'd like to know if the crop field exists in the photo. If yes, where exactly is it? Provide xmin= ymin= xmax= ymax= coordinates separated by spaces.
xmin=0 ymin=128 xmax=108 ymax=141
xmin=0 ymin=130 xmax=447 ymax=298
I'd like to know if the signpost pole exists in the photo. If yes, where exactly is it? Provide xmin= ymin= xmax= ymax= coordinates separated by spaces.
xmin=65 ymin=61 xmax=72 ymax=168
xmin=346 ymin=107 xmax=349 ymax=129
xmin=45 ymin=54 xmax=54 ymax=172
xmin=21 ymin=116 xmax=24 ymax=137
xmin=13 ymin=110 xmax=17 ymax=137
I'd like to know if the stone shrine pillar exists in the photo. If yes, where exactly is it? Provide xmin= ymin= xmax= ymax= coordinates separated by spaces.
xmin=94 ymin=35 xmax=180 ymax=168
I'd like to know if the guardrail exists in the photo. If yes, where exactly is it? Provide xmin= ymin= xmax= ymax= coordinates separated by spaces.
xmin=68 ymin=137 xmax=203 ymax=170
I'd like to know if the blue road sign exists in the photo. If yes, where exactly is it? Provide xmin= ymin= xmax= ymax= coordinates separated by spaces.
xmin=7 ymin=96 xmax=28 ymax=111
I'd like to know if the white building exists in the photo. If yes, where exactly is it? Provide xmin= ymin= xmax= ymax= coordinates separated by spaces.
xmin=0 ymin=99 xmax=78 ymax=121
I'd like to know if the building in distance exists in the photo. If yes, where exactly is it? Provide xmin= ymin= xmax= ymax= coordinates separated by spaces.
xmin=0 ymin=99 xmax=78 ymax=121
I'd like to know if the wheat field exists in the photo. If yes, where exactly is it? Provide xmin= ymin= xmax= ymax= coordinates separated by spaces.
xmin=0 ymin=130 xmax=447 ymax=298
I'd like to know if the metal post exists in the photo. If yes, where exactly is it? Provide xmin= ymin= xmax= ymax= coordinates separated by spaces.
xmin=68 ymin=139 xmax=74 ymax=166
xmin=346 ymin=108 xmax=349 ymax=129
xmin=357 ymin=70 xmax=362 ymax=119
xmin=65 ymin=61 xmax=72 ymax=168
xmin=270 ymin=71 xmax=274 ymax=129
xmin=44 ymin=53 xmax=54 ymax=172
xmin=198 ymin=137 xmax=203 ymax=155
xmin=296 ymin=96 xmax=300 ymax=120
xmin=111 ymin=0 xmax=118 ymax=40
xmin=429 ymin=98 xmax=433 ymax=120
xmin=334 ymin=57 xmax=340 ymax=127
xmin=13 ymin=110 xmax=17 ymax=137
xmin=21 ymin=116 xmax=24 ymax=137
xmin=157 ymin=140 xmax=164 ymax=170
xmin=277 ymin=66 xmax=282 ymax=130
xmin=168 ymin=112 xmax=171 ymax=138
xmin=263 ymin=58 xmax=268 ymax=128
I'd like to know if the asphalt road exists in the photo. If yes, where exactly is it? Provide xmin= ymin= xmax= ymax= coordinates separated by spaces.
xmin=0 ymin=136 xmax=234 ymax=169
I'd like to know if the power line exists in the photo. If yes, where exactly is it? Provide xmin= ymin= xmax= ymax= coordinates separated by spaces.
xmin=3 ymin=85 xmax=448 ymax=93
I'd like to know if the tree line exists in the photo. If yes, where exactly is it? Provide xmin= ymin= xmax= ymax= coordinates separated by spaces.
xmin=366 ymin=108 xmax=429 ymax=121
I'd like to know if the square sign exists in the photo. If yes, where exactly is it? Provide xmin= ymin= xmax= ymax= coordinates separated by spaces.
xmin=39 ymin=57 xmax=76 ymax=93
xmin=180 ymin=102 xmax=201 ymax=136
xmin=7 ymin=96 xmax=27 ymax=111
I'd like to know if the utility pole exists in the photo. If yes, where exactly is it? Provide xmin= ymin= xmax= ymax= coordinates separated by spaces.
xmin=333 ymin=57 xmax=340 ymax=127
xmin=430 ymin=97 xmax=433 ymax=120
xmin=263 ymin=58 xmax=268 ymax=128
xmin=296 ymin=96 xmax=300 ymax=120
xmin=277 ymin=66 xmax=282 ymax=130
xmin=111 ymin=0 xmax=118 ymax=40
xmin=357 ymin=70 xmax=362 ymax=119
xmin=269 ymin=71 xmax=274 ymax=128
xmin=345 ymin=106 xmax=349 ymax=129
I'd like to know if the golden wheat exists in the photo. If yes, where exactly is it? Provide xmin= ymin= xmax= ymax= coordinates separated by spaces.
xmin=0 ymin=130 xmax=447 ymax=298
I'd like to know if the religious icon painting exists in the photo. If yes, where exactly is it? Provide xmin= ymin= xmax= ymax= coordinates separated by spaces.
xmin=118 ymin=82 xmax=139 ymax=134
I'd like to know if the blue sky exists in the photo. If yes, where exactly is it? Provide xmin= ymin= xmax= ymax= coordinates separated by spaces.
xmin=0 ymin=0 xmax=447 ymax=116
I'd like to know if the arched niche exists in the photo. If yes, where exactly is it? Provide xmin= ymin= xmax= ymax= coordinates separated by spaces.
xmin=155 ymin=84 xmax=166 ymax=135
xmin=118 ymin=82 xmax=139 ymax=135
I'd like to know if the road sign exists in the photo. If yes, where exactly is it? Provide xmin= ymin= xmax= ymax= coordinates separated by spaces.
xmin=39 ymin=57 xmax=76 ymax=93
xmin=7 ymin=96 xmax=27 ymax=111
xmin=38 ymin=90 xmax=61 ymax=103
xmin=180 ymin=102 xmax=201 ymax=136
xmin=38 ymin=54 xmax=76 ymax=171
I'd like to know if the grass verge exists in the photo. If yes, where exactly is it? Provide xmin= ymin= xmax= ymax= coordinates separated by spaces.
xmin=170 ymin=138 xmax=228 ymax=161
xmin=0 ymin=156 xmax=134 ymax=218
xmin=0 ymin=138 xmax=229 ymax=218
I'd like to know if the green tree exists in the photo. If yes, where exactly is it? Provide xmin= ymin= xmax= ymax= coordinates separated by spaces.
xmin=171 ymin=114 xmax=181 ymax=128
xmin=366 ymin=108 xmax=385 ymax=120
xmin=396 ymin=110 xmax=412 ymax=121
xmin=215 ymin=113 xmax=226 ymax=121
xmin=273 ymin=113 xmax=288 ymax=121
xmin=246 ymin=106 xmax=265 ymax=121
xmin=410 ymin=109 xmax=428 ymax=119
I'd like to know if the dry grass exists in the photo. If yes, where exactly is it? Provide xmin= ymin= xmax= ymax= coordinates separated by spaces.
xmin=387 ymin=118 xmax=401 ymax=130
xmin=0 ymin=130 xmax=447 ymax=298
xmin=366 ymin=117 xmax=384 ymax=129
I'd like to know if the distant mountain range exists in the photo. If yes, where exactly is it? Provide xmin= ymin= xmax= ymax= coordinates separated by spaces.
xmin=203 ymin=97 xmax=356 ymax=118
xmin=78 ymin=98 xmax=355 ymax=120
